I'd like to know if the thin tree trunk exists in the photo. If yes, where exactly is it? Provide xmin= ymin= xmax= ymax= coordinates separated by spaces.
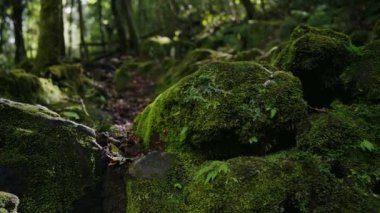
xmin=12 ymin=0 xmax=27 ymax=63
xmin=241 ymin=0 xmax=255 ymax=20
xmin=77 ymin=0 xmax=88 ymax=60
xmin=97 ymin=0 xmax=106 ymax=53
xmin=0 ymin=4 xmax=5 ymax=54
xmin=111 ymin=0 xmax=127 ymax=53
xmin=121 ymin=0 xmax=140 ymax=54
xmin=35 ymin=0 xmax=65 ymax=72
xmin=68 ymin=0 xmax=75 ymax=58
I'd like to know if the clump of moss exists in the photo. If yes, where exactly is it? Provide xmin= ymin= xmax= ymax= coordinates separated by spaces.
xmin=340 ymin=41 xmax=380 ymax=103
xmin=272 ymin=25 xmax=353 ymax=106
xmin=186 ymin=152 xmax=380 ymax=212
xmin=0 ymin=69 xmax=63 ymax=104
xmin=0 ymin=99 xmax=98 ymax=213
xmin=158 ymin=49 xmax=231 ymax=91
xmin=135 ymin=61 xmax=307 ymax=158
xmin=0 ymin=192 xmax=19 ymax=213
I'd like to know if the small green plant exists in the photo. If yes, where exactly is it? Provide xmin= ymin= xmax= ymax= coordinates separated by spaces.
xmin=359 ymin=139 xmax=375 ymax=152
xmin=194 ymin=161 xmax=230 ymax=184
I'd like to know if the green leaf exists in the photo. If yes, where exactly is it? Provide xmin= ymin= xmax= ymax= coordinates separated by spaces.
xmin=174 ymin=183 xmax=182 ymax=189
xmin=359 ymin=139 xmax=375 ymax=152
xmin=270 ymin=108 xmax=277 ymax=118
xmin=249 ymin=136 xmax=258 ymax=144
xmin=62 ymin=111 xmax=80 ymax=120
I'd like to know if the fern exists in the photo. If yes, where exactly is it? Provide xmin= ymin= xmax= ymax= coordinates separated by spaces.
xmin=194 ymin=161 xmax=230 ymax=184
xmin=359 ymin=139 xmax=375 ymax=152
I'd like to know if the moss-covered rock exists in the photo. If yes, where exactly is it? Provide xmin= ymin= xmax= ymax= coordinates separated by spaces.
xmin=47 ymin=63 xmax=89 ymax=96
xmin=186 ymin=152 xmax=380 ymax=212
xmin=127 ymin=150 xmax=380 ymax=212
xmin=0 ymin=98 xmax=99 ymax=213
xmin=126 ymin=152 xmax=198 ymax=213
xmin=340 ymin=41 xmax=380 ymax=103
xmin=0 ymin=69 xmax=64 ymax=104
xmin=0 ymin=192 xmax=19 ymax=213
xmin=272 ymin=25 xmax=353 ymax=106
xmin=158 ymin=49 xmax=231 ymax=91
xmin=136 ymin=61 xmax=307 ymax=158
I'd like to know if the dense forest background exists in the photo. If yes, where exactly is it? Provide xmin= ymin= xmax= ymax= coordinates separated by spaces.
xmin=0 ymin=0 xmax=380 ymax=212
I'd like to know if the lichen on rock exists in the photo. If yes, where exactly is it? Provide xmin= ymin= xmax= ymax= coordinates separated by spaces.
xmin=135 ymin=61 xmax=307 ymax=158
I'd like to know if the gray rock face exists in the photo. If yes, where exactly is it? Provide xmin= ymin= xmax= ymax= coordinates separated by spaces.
xmin=129 ymin=151 xmax=173 ymax=179
xmin=0 ymin=192 xmax=19 ymax=213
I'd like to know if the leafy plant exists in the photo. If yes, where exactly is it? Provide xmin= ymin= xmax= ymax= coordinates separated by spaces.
xmin=194 ymin=161 xmax=230 ymax=184
xmin=359 ymin=139 xmax=376 ymax=152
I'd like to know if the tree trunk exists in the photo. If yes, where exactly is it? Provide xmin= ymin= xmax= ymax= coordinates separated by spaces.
xmin=77 ymin=0 xmax=88 ymax=60
xmin=12 ymin=0 xmax=27 ymax=63
xmin=0 ymin=4 xmax=5 ymax=54
xmin=97 ymin=0 xmax=106 ymax=53
xmin=111 ymin=0 xmax=127 ymax=53
xmin=241 ymin=0 xmax=255 ymax=20
xmin=121 ymin=0 xmax=140 ymax=54
xmin=68 ymin=0 xmax=75 ymax=58
xmin=35 ymin=0 xmax=65 ymax=72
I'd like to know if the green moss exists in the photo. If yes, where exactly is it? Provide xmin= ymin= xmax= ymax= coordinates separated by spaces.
xmin=47 ymin=64 xmax=88 ymax=96
xmin=0 ymin=70 xmax=63 ymax=104
xmin=126 ymin=152 xmax=199 ymax=213
xmin=0 ymin=192 xmax=18 ymax=213
xmin=272 ymin=25 xmax=353 ymax=106
xmin=136 ymin=61 xmax=307 ymax=158
xmin=158 ymin=49 xmax=231 ymax=91
xmin=186 ymin=152 xmax=380 ymax=212
xmin=340 ymin=41 xmax=380 ymax=103
xmin=0 ymin=99 xmax=98 ymax=213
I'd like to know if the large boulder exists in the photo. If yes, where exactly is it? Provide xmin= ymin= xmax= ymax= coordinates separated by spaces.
xmin=135 ymin=61 xmax=307 ymax=158
xmin=0 ymin=98 xmax=100 ymax=212
xmin=340 ymin=40 xmax=380 ymax=103
xmin=272 ymin=25 xmax=353 ymax=106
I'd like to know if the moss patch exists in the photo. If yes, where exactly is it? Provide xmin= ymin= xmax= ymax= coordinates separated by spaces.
xmin=340 ymin=40 xmax=380 ymax=103
xmin=0 ymin=69 xmax=63 ymax=105
xmin=272 ymin=25 xmax=353 ymax=106
xmin=135 ymin=61 xmax=307 ymax=158
xmin=0 ymin=99 xmax=98 ymax=213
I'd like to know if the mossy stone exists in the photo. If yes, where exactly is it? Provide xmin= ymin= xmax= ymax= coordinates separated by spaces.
xmin=0 ymin=98 xmax=99 ymax=213
xmin=0 ymin=192 xmax=19 ymax=213
xmin=341 ymin=40 xmax=380 ymax=103
xmin=0 ymin=69 xmax=63 ymax=105
xmin=272 ymin=25 xmax=352 ymax=106
xmin=232 ymin=48 xmax=264 ymax=61
xmin=135 ymin=61 xmax=307 ymax=158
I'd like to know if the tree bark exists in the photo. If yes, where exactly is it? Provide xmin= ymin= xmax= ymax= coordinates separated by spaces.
xmin=35 ymin=0 xmax=65 ymax=72
xmin=77 ymin=0 xmax=88 ymax=60
xmin=97 ymin=0 xmax=106 ymax=53
xmin=12 ymin=0 xmax=27 ymax=63
xmin=241 ymin=0 xmax=255 ymax=20
xmin=111 ymin=0 xmax=127 ymax=53
xmin=0 ymin=4 xmax=5 ymax=54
